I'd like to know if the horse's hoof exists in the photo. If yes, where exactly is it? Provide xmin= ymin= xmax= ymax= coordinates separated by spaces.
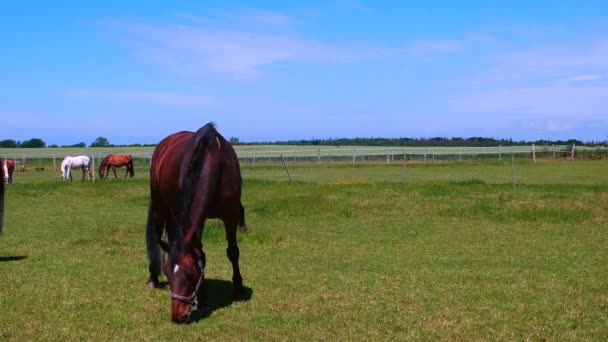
xmin=147 ymin=280 xmax=159 ymax=289
xmin=238 ymin=225 xmax=248 ymax=233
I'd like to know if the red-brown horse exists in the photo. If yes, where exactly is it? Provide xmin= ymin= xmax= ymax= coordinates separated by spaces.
xmin=145 ymin=123 xmax=247 ymax=324
xmin=99 ymin=154 xmax=134 ymax=179
xmin=2 ymin=159 xmax=15 ymax=184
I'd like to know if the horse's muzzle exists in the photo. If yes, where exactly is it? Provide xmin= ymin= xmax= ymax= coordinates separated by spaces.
xmin=171 ymin=309 xmax=192 ymax=324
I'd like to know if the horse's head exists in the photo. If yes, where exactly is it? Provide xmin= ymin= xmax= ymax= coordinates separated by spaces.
xmin=166 ymin=244 xmax=204 ymax=324
xmin=60 ymin=157 xmax=70 ymax=181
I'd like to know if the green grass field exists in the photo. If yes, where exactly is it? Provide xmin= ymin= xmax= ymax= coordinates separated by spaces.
xmin=1 ymin=160 xmax=607 ymax=340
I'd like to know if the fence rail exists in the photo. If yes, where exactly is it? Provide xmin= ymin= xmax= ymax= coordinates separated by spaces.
xmin=2 ymin=144 xmax=608 ymax=169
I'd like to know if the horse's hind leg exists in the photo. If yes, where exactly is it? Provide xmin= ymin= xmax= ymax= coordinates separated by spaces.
xmin=223 ymin=214 xmax=244 ymax=299
xmin=238 ymin=203 xmax=248 ymax=232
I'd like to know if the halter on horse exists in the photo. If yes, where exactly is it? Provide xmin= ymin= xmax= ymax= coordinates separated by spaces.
xmin=2 ymin=159 xmax=15 ymax=184
xmin=99 ymin=154 xmax=134 ymax=179
xmin=145 ymin=123 xmax=247 ymax=324
xmin=61 ymin=156 xmax=92 ymax=181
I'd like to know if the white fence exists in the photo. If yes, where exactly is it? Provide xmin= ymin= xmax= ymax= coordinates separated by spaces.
xmin=0 ymin=144 xmax=596 ymax=169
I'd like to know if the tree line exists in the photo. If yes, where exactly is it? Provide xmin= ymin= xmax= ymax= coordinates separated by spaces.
xmin=244 ymin=136 xmax=605 ymax=147
xmin=0 ymin=137 xmax=153 ymax=149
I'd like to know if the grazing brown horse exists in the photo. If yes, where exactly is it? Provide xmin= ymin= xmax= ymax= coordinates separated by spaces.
xmin=99 ymin=154 xmax=134 ymax=179
xmin=2 ymin=159 xmax=15 ymax=184
xmin=145 ymin=123 xmax=247 ymax=324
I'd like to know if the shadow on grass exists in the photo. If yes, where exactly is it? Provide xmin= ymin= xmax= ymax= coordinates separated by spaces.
xmin=0 ymin=255 xmax=27 ymax=262
xmin=190 ymin=278 xmax=253 ymax=323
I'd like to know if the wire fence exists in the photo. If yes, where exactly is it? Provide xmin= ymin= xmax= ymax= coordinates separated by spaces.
xmin=3 ymin=144 xmax=608 ymax=164
xmin=2 ymin=144 xmax=608 ymax=185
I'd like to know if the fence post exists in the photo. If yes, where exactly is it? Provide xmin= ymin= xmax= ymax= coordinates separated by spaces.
xmin=498 ymin=145 xmax=502 ymax=161
xmin=424 ymin=147 xmax=427 ymax=161
xmin=552 ymin=144 xmax=555 ymax=159
xmin=570 ymin=144 xmax=576 ymax=160
xmin=280 ymin=154 xmax=292 ymax=184
xmin=318 ymin=149 xmax=321 ymax=163
xmin=91 ymin=154 xmax=95 ymax=182
xmin=402 ymin=153 xmax=407 ymax=182
xmin=459 ymin=148 xmax=462 ymax=161
xmin=511 ymin=153 xmax=516 ymax=187
xmin=386 ymin=149 xmax=389 ymax=165
xmin=53 ymin=155 xmax=56 ymax=171
xmin=352 ymin=148 xmax=356 ymax=166
xmin=532 ymin=144 xmax=536 ymax=163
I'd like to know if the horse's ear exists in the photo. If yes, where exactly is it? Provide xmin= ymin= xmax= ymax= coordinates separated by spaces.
xmin=159 ymin=240 xmax=171 ymax=253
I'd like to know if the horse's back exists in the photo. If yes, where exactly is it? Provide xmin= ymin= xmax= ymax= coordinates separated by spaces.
xmin=150 ymin=131 xmax=193 ymax=209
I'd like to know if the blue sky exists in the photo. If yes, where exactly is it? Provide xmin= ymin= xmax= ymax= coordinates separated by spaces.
xmin=2 ymin=1 xmax=608 ymax=145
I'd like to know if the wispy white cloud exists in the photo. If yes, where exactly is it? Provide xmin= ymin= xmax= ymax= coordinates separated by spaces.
xmin=451 ymin=83 xmax=608 ymax=119
xmin=108 ymin=20 xmax=367 ymax=77
xmin=105 ymin=10 xmax=468 ymax=78
xmin=558 ymin=73 xmax=607 ymax=84
xmin=449 ymin=34 xmax=608 ymax=137
xmin=69 ymin=89 xmax=211 ymax=107
xmin=474 ymin=39 xmax=608 ymax=88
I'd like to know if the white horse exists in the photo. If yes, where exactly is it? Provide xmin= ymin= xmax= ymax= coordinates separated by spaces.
xmin=61 ymin=156 xmax=92 ymax=181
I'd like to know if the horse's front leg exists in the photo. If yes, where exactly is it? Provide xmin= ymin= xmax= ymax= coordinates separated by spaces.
xmin=146 ymin=204 xmax=166 ymax=289
xmin=223 ymin=215 xmax=245 ymax=299
xmin=112 ymin=167 xmax=118 ymax=179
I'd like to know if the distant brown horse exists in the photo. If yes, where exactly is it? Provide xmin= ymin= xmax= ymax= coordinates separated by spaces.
xmin=99 ymin=154 xmax=134 ymax=179
xmin=2 ymin=159 xmax=15 ymax=184
xmin=145 ymin=123 xmax=247 ymax=324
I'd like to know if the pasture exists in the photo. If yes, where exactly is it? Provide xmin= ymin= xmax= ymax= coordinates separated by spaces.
xmin=1 ymin=160 xmax=607 ymax=339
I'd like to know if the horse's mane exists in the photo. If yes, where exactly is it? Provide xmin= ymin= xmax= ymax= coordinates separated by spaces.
xmin=171 ymin=122 xmax=218 ymax=262
xmin=100 ymin=155 xmax=111 ymax=169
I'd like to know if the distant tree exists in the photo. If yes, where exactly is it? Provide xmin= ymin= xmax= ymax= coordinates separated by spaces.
xmin=48 ymin=144 xmax=59 ymax=148
xmin=0 ymin=139 xmax=18 ymax=148
xmin=21 ymin=138 xmax=46 ymax=148
xmin=229 ymin=137 xmax=240 ymax=145
xmin=65 ymin=142 xmax=86 ymax=148
xmin=91 ymin=136 xmax=110 ymax=147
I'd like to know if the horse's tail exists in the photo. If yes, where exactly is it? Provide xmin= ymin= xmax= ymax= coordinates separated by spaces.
xmin=145 ymin=202 xmax=162 ymax=277
xmin=99 ymin=155 xmax=110 ymax=177
xmin=128 ymin=156 xmax=134 ymax=177
xmin=176 ymin=123 xmax=218 ymax=238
